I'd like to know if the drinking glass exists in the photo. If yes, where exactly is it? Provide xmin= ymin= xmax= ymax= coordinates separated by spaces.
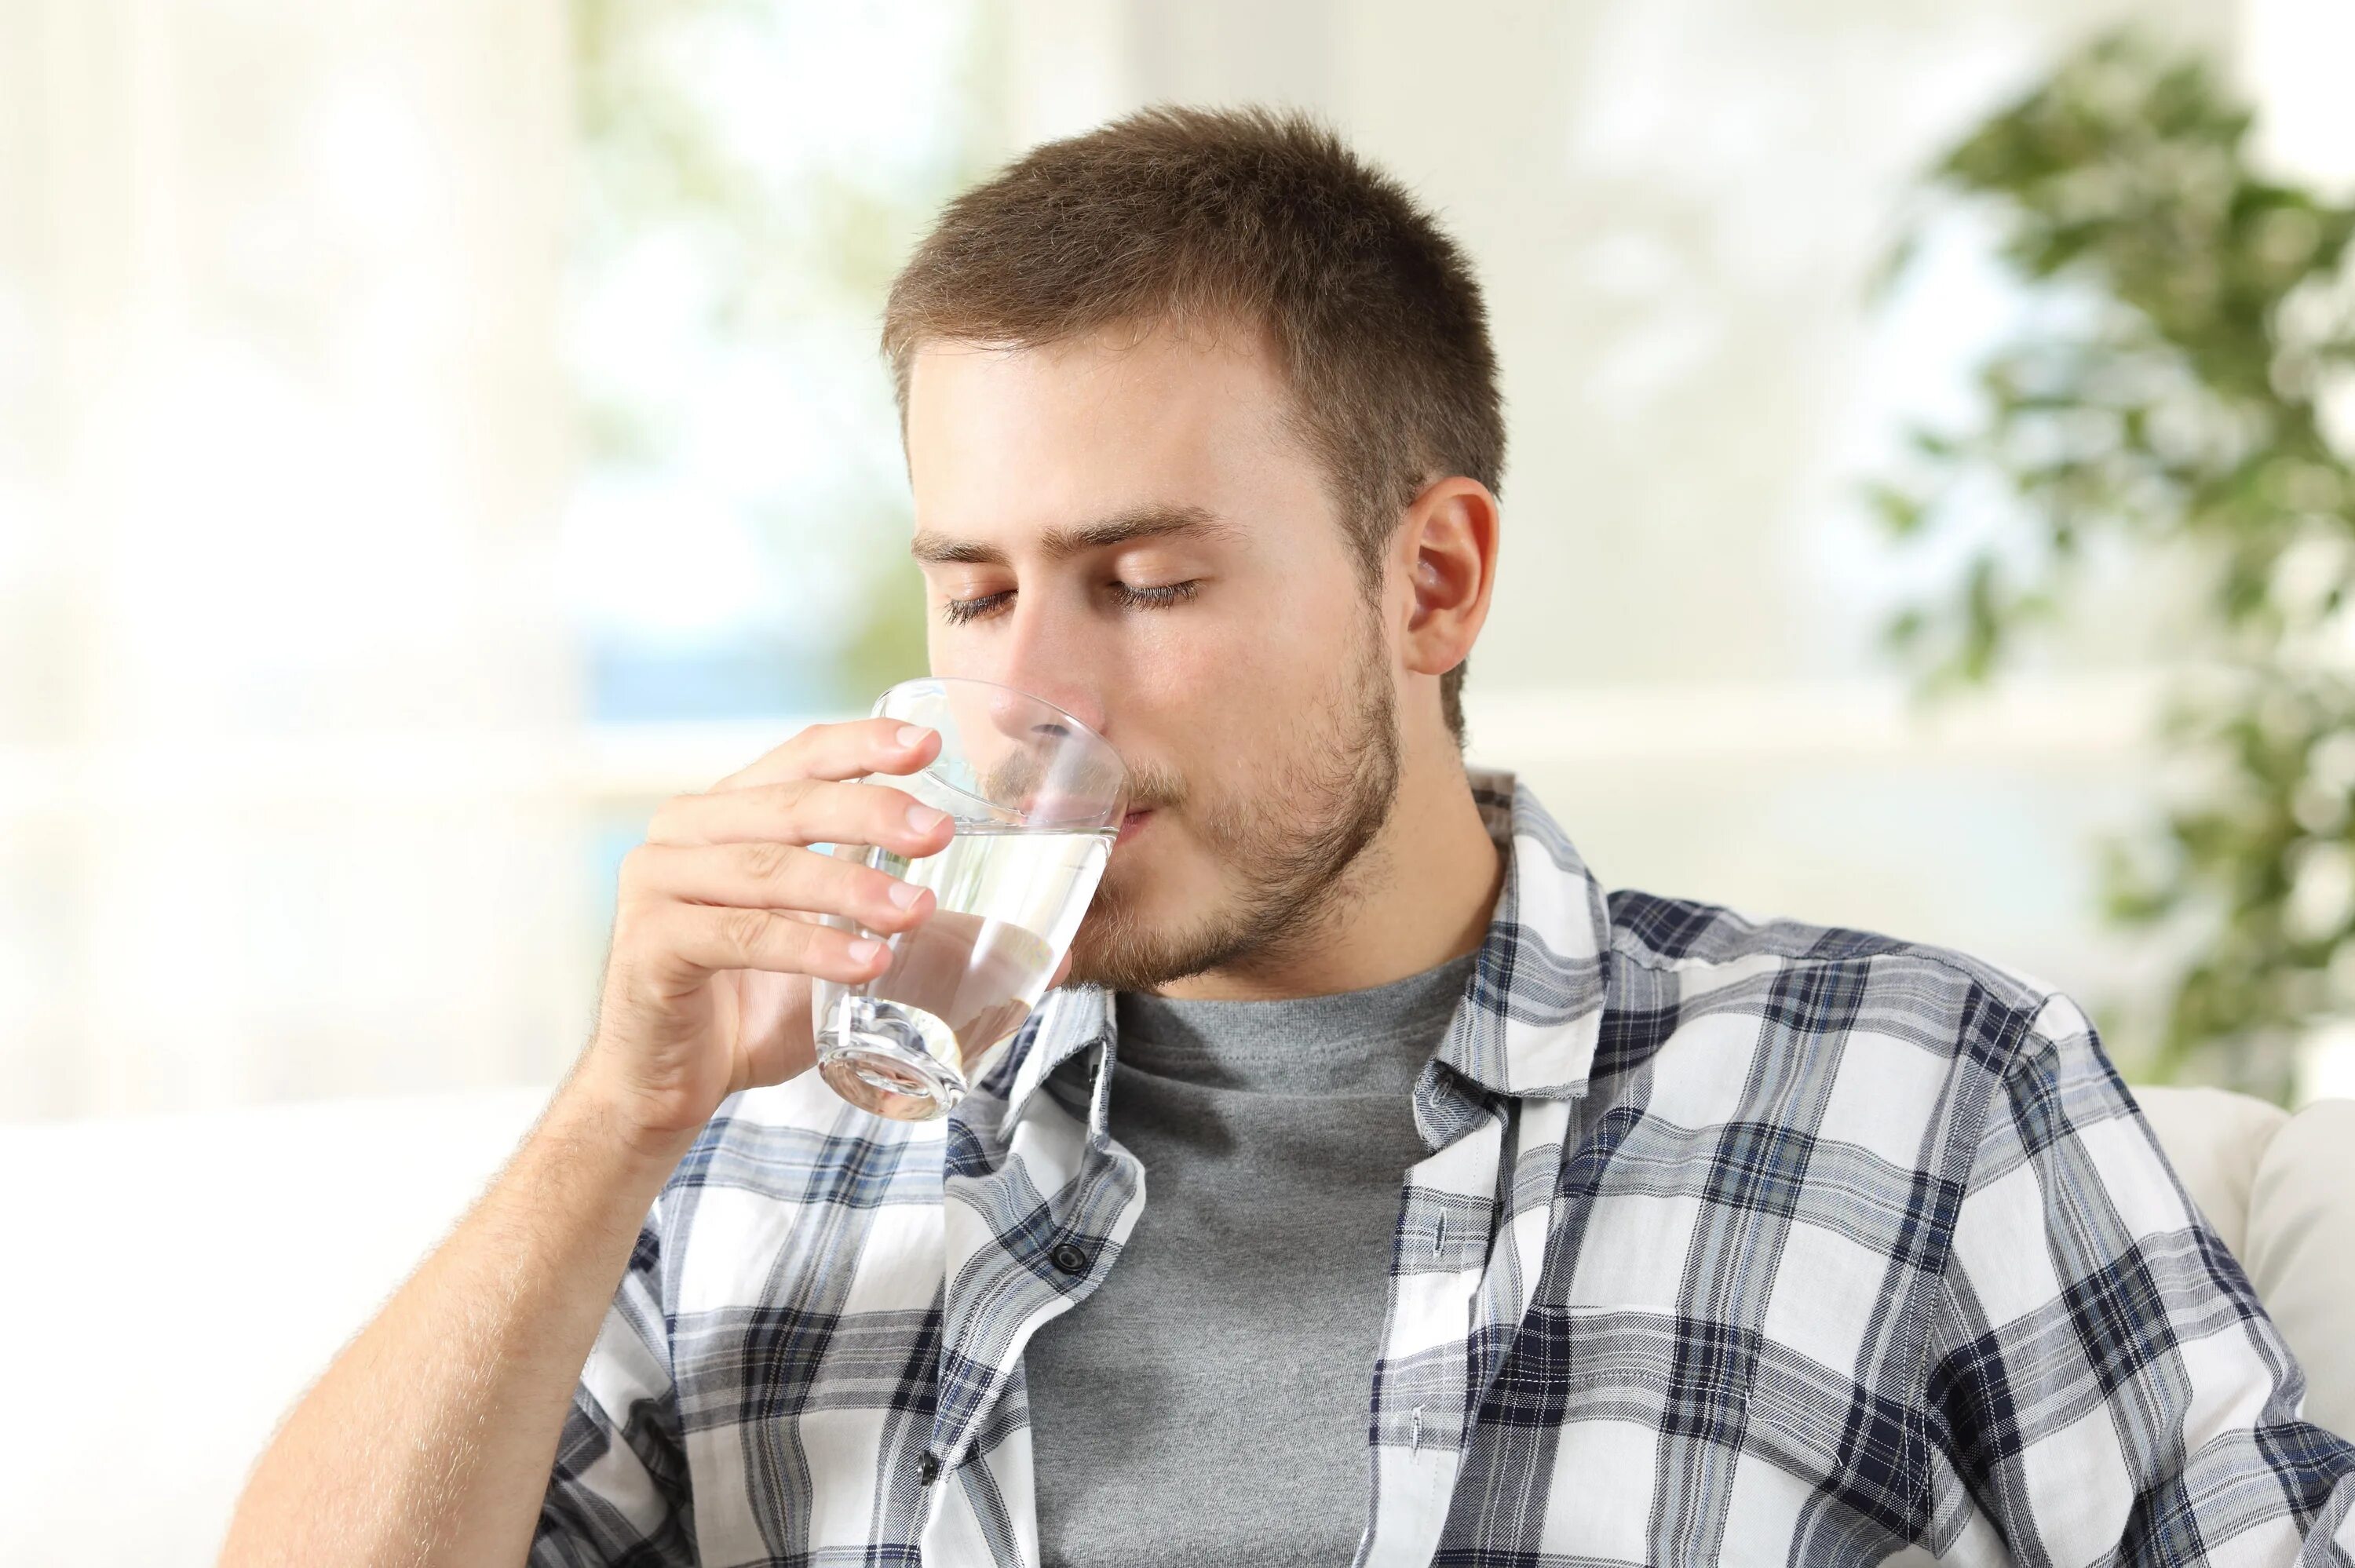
xmin=811 ymin=676 xmax=1127 ymax=1120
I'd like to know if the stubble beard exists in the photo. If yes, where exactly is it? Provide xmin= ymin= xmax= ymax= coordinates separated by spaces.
xmin=1064 ymin=611 xmax=1404 ymax=994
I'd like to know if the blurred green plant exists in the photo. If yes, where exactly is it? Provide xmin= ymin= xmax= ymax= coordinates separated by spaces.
xmin=1870 ymin=31 xmax=2355 ymax=1101
xmin=569 ymin=0 xmax=995 ymax=705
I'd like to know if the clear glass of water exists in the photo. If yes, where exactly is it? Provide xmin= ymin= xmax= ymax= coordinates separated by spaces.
xmin=811 ymin=676 xmax=1127 ymax=1121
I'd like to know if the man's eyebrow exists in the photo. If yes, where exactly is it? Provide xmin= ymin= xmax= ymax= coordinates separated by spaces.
xmin=907 ymin=505 xmax=1240 ymax=567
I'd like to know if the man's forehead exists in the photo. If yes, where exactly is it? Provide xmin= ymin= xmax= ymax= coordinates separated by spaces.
xmin=901 ymin=317 xmax=1333 ymax=555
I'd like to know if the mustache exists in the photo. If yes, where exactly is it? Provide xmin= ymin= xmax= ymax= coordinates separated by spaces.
xmin=1097 ymin=749 xmax=1181 ymax=815
xmin=992 ymin=742 xmax=1170 ymax=812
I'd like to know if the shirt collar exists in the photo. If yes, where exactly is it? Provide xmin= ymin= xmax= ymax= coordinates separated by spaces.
xmin=1430 ymin=764 xmax=1615 ymax=1103
xmin=993 ymin=765 xmax=1613 ymax=1143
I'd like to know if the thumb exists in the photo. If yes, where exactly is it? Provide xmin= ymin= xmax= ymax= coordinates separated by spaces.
xmin=1049 ymin=946 xmax=1075 ymax=989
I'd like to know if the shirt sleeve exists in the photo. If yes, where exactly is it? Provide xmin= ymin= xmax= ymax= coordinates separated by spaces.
xmin=1922 ymin=990 xmax=2355 ymax=1566
xmin=531 ymin=1217 xmax=697 ymax=1567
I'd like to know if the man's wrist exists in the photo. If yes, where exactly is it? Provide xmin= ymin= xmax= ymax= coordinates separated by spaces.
xmin=546 ymin=1073 xmax=705 ymax=1182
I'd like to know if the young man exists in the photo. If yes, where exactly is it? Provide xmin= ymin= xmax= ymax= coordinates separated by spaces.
xmin=223 ymin=108 xmax=2352 ymax=1567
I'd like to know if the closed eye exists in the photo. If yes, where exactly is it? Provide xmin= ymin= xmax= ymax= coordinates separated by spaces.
xmin=940 ymin=581 xmax=1201 ymax=626
xmin=1111 ymin=580 xmax=1201 ymax=612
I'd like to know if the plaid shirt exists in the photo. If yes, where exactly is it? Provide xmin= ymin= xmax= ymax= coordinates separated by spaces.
xmin=535 ymin=766 xmax=2355 ymax=1566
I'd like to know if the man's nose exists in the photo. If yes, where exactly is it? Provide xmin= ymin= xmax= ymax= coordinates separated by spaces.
xmin=982 ymin=677 xmax=1106 ymax=744
xmin=970 ymin=677 xmax=1123 ymax=822
xmin=979 ymin=611 xmax=1109 ymax=739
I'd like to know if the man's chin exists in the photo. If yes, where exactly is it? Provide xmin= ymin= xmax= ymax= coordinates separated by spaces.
xmin=1059 ymin=896 xmax=1189 ymax=994
xmin=1058 ymin=917 xmax=1136 ymax=992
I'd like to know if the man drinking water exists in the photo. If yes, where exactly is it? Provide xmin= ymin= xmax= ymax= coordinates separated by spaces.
xmin=222 ymin=105 xmax=2353 ymax=1567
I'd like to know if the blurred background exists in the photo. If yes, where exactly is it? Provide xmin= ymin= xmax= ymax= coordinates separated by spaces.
xmin=7 ymin=0 xmax=2355 ymax=1130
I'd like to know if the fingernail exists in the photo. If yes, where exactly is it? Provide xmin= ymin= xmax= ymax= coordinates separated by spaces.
xmin=907 ymin=804 xmax=948 ymax=833
xmin=849 ymin=938 xmax=884 ymax=963
xmin=887 ymin=880 xmax=922 ymax=909
xmin=896 ymin=724 xmax=931 ymax=749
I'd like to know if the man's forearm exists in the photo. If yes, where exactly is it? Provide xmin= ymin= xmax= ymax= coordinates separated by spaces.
xmin=219 ymin=1082 xmax=696 ymax=1568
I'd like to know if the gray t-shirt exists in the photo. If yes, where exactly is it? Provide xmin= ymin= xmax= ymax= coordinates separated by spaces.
xmin=1024 ymin=950 xmax=1480 ymax=1567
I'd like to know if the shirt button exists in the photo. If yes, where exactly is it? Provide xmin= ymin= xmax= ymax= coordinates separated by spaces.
xmin=1049 ymin=1242 xmax=1090 ymax=1275
xmin=918 ymin=1452 xmax=940 ymax=1486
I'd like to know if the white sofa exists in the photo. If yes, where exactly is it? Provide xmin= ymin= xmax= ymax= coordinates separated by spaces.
xmin=2130 ymin=1087 xmax=2355 ymax=1438
xmin=0 ymin=1084 xmax=2346 ymax=1567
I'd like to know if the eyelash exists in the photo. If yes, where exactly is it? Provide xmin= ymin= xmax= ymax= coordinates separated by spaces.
xmin=940 ymin=580 xmax=1201 ymax=626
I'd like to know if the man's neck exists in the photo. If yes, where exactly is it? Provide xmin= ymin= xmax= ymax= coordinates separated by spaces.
xmin=1147 ymin=749 xmax=1506 ymax=1002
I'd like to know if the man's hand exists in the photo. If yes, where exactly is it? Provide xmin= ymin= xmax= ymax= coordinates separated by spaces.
xmin=575 ymin=716 xmax=958 ymax=1147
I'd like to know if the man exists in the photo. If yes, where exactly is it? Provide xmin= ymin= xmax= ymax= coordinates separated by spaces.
xmin=223 ymin=108 xmax=2353 ymax=1567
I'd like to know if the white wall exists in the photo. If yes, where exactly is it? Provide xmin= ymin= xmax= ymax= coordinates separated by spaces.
xmin=0 ymin=0 xmax=593 ymax=1119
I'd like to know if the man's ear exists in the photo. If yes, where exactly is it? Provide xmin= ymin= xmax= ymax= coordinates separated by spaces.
xmin=1398 ymin=476 xmax=1499 ymax=679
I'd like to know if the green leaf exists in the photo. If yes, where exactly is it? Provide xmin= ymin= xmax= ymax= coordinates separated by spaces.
xmin=1861 ymin=23 xmax=2355 ymax=1101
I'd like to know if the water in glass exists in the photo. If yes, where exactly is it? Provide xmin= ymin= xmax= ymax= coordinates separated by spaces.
xmin=813 ymin=819 xmax=1113 ymax=1118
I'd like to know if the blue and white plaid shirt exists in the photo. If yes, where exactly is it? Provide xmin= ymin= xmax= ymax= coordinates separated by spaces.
xmin=535 ymin=767 xmax=2354 ymax=1566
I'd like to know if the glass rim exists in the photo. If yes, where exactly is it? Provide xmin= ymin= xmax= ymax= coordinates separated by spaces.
xmin=874 ymin=674 xmax=1120 ymax=759
xmin=874 ymin=674 xmax=1126 ymax=826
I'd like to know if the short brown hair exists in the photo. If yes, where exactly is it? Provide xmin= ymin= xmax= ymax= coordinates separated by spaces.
xmin=882 ymin=104 xmax=1503 ymax=752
